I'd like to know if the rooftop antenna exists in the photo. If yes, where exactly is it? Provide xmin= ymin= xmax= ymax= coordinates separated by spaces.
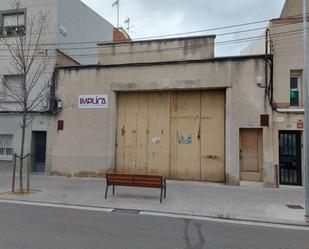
xmin=112 ymin=0 xmax=120 ymax=28
xmin=124 ymin=17 xmax=130 ymax=33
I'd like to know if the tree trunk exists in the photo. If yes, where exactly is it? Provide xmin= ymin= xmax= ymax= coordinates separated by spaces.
xmin=19 ymin=112 xmax=26 ymax=193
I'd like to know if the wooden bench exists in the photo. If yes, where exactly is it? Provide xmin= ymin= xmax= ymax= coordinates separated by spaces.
xmin=105 ymin=173 xmax=167 ymax=203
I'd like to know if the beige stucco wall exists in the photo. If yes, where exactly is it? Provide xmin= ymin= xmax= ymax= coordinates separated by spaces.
xmin=56 ymin=50 xmax=80 ymax=67
xmin=270 ymin=15 xmax=308 ymax=185
xmin=98 ymin=36 xmax=216 ymax=65
xmin=52 ymin=56 xmax=273 ymax=186
xmin=280 ymin=0 xmax=309 ymax=18
xmin=225 ymin=59 xmax=273 ymax=186
xmin=271 ymin=21 xmax=304 ymax=105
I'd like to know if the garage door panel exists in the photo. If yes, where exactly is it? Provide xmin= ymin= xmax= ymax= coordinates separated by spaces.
xmin=171 ymin=91 xmax=200 ymax=118
xmin=147 ymin=92 xmax=170 ymax=176
xmin=169 ymin=118 xmax=177 ymax=179
xmin=201 ymin=90 xmax=225 ymax=118
xmin=201 ymin=91 xmax=225 ymax=182
xmin=201 ymin=119 xmax=225 ymax=182
xmin=123 ymin=93 xmax=138 ymax=173
xmin=170 ymin=91 xmax=201 ymax=181
xmin=124 ymin=147 xmax=137 ymax=173
xmin=171 ymin=118 xmax=201 ymax=180
xmin=116 ymin=93 xmax=126 ymax=173
xmin=135 ymin=93 xmax=149 ymax=174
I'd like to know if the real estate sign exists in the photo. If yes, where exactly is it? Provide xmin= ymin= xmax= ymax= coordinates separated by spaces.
xmin=79 ymin=95 xmax=108 ymax=109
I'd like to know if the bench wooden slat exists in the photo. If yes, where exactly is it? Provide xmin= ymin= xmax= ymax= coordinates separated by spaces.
xmin=105 ymin=173 xmax=166 ymax=202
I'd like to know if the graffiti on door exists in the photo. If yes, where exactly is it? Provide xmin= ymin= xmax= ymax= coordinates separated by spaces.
xmin=178 ymin=134 xmax=192 ymax=144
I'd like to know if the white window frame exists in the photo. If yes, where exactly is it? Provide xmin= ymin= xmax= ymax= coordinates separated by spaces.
xmin=2 ymin=12 xmax=25 ymax=36
xmin=4 ymin=13 xmax=24 ymax=26
xmin=0 ymin=135 xmax=13 ymax=161
xmin=290 ymin=72 xmax=302 ymax=108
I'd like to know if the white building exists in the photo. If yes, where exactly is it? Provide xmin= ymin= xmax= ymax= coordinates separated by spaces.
xmin=0 ymin=0 xmax=113 ymax=173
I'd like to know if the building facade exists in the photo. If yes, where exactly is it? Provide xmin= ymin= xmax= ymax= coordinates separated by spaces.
xmin=50 ymin=35 xmax=275 ymax=186
xmin=0 ymin=0 xmax=113 ymax=173
xmin=241 ymin=0 xmax=309 ymax=187
xmin=269 ymin=0 xmax=308 ymax=186
xmin=2 ymin=0 xmax=305 ymax=189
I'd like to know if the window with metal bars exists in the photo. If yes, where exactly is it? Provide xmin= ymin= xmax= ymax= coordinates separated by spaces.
xmin=0 ymin=135 xmax=13 ymax=161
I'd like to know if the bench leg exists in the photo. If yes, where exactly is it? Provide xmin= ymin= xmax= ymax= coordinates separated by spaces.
xmin=105 ymin=185 xmax=109 ymax=199
xmin=160 ymin=188 xmax=163 ymax=203
xmin=113 ymin=186 xmax=115 ymax=195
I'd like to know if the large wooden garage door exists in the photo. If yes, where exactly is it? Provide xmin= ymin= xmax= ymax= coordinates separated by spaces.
xmin=170 ymin=92 xmax=201 ymax=180
xmin=116 ymin=90 xmax=225 ymax=182
xmin=116 ymin=92 xmax=170 ymax=176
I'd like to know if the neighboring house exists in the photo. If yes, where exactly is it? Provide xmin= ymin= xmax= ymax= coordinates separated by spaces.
xmin=51 ymin=35 xmax=274 ymax=187
xmin=0 ymin=0 xmax=114 ymax=173
xmin=241 ymin=0 xmax=309 ymax=186
xmin=270 ymin=0 xmax=308 ymax=186
xmin=113 ymin=27 xmax=130 ymax=42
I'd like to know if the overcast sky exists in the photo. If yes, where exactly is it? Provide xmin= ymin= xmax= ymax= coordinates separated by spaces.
xmin=81 ymin=0 xmax=286 ymax=56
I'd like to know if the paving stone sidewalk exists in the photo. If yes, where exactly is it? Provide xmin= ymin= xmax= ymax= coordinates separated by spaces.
xmin=0 ymin=174 xmax=307 ymax=226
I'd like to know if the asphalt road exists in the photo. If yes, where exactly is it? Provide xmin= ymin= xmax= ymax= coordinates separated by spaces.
xmin=0 ymin=203 xmax=308 ymax=249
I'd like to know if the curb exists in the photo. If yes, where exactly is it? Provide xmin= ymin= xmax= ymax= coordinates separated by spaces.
xmin=0 ymin=197 xmax=308 ymax=228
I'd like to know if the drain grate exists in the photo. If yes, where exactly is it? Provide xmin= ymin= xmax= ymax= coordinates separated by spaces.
xmin=286 ymin=204 xmax=304 ymax=210
xmin=112 ymin=208 xmax=141 ymax=214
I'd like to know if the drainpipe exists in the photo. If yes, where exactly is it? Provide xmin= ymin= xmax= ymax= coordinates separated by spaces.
xmin=265 ymin=29 xmax=269 ymax=94
xmin=303 ymin=0 xmax=309 ymax=219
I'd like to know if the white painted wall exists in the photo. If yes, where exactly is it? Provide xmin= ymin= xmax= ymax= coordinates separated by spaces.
xmin=57 ymin=0 xmax=113 ymax=65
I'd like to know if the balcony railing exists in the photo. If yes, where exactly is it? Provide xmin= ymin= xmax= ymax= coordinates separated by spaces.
xmin=0 ymin=25 xmax=26 ymax=37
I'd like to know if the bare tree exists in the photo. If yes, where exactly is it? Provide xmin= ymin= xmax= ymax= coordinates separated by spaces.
xmin=0 ymin=0 xmax=53 ymax=193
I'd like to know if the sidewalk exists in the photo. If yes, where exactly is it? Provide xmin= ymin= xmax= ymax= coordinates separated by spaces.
xmin=0 ymin=173 xmax=307 ymax=226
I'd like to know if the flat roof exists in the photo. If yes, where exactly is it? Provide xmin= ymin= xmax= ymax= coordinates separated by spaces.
xmin=56 ymin=54 xmax=268 ymax=71
xmin=98 ymin=34 xmax=217 ymax=46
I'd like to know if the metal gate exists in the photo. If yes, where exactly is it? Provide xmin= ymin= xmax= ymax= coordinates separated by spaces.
xmin=279 ymin=131 xmax=302 ymax=186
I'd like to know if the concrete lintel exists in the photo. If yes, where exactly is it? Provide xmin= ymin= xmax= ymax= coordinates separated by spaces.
xmin=111 ymin=82 xmax=231 ymax=92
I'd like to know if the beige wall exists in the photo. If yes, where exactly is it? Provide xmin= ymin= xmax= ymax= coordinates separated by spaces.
xmin=56 ymin=50 xmax=80 ymax=67
xmin=52 ymin=56 xmax=273 ymax=186
xmin=225 ymin=59 xmax=273 ymax=186
xmin=51 ymin=69 xmax=117 ymax=176
xmin=98 ymin=36 xmax=216 ymax=65
xmin=270 ymin=13 xmax=307 ymax=185
xmin=271 ymin=21 xmax=304 ymax=105
xmin=280 ymin=0 xmax=309 ymax=18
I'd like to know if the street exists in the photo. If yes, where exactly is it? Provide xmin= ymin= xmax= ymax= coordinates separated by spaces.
xmin=0 ymin=203 xmax=308 ymax=249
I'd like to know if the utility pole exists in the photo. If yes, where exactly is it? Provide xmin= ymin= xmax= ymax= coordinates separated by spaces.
xmin=112 ymin=0 xmax=120 ymax=28
xmin=303 ymin=0 xmax=309 ymax=219
xmin=124 ymin=17 xmax=130 ymax=33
